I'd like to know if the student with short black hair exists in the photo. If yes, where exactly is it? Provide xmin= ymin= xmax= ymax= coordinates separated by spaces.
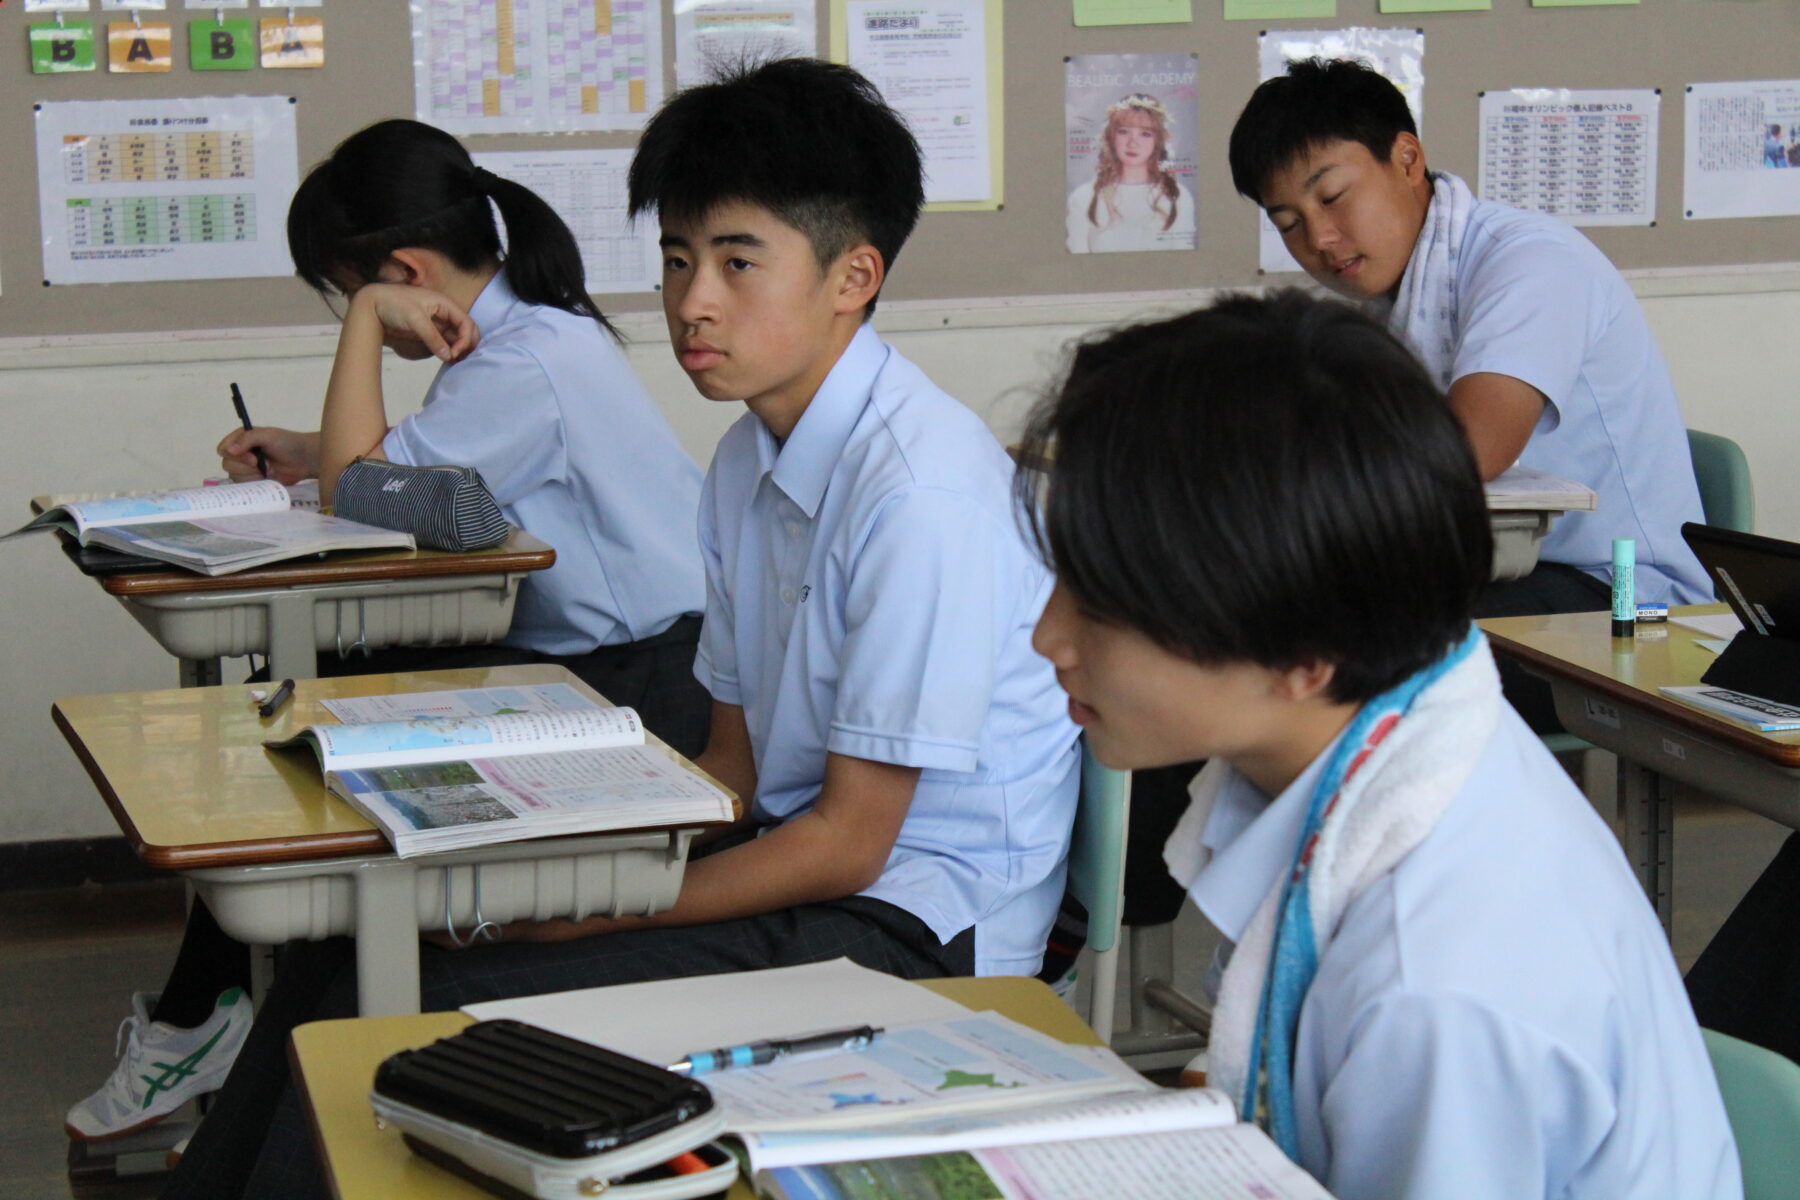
xmin=1229 ymin=59 xmax=1709 ymax=730
xmin=1023 ymin=290 xmax=1739 ymax=1200
xmin=160 ymin=62 xmax=1078 ymax=1199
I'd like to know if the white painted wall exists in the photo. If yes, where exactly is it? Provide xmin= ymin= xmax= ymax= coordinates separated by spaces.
xmin=5 ymin=276 xmax=1799 ymax=844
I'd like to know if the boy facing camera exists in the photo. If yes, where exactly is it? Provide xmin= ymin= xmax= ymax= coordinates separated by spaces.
xmin=1021 ymin=292 xmax=1738 ymax=1200
xmin=1230 ymin=59 xmax=1709 ymax=729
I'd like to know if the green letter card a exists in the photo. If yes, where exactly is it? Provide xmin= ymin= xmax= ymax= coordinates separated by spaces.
xmin=30 ymin=22 xmax=97 ymax=74
xmin=191 ymin=19 xmax=256 ymax=70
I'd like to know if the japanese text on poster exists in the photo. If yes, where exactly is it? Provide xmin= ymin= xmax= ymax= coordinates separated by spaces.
xmin=674 ymin=1 xmax=816 ymax=90
xmin=471 ymin=149 xmax=661 ymax=293
xmin=1065 ymin=54 xmax=1198 ymax=254
xmin=1684 ymin=79 xmax=1800 ymax=220
xmin=1479 ymin=89 xmax=1657 ymax=226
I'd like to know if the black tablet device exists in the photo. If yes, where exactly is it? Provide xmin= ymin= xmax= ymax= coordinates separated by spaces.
xmin=1681 ymin=522 xmax=1800 ymax=704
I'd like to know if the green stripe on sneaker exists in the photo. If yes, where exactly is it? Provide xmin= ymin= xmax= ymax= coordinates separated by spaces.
xmin=138 ymin=1020 xmax=231 ymax=1108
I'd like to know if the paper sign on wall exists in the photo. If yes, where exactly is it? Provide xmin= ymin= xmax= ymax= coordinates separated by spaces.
xmin=260 ymin=15 xmax=323 ymax=67
xmin=1071 ymin=0 xmax=1192 ymax=25
xmin=1684 ymin=79 xmax=1800 ymax=220
xmin=108 ymin=20 xmax=172 ymax=70
xmin=472 ymin=149 xmax=661 ymax=294
xmin=30 ymin=22 xmax=98 ymax=72
xmin=1478 ymin=88 xmax=1657 ymax=226
xmin=35 ymin=95 xmax=300 ymax=285
xmin=674 ymin=2 xmax=818 ymax=91
xmin=190 ymin=18 xmax=257 ymax=68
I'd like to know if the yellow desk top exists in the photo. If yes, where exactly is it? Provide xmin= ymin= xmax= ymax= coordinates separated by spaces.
xmin=52 ymin=665 xmax=737 ymax=870
xmin=1479 ymin=604 xmax=1800 ymax=765
xmin=291 ymin=976 xmax=1102 ymax=1200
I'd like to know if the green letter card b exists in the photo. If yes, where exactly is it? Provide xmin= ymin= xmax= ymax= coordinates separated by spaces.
xmin=191 ymin=19 xmax=256 ymax=71
xmin=30 ymin=22 xmax=97 ymax=74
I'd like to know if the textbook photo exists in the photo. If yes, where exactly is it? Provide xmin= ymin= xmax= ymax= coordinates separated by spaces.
xmin=265 ymin=683 xmax=735 ymax=856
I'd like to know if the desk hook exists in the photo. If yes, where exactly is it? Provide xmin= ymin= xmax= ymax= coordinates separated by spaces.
xmin=335 ymin=597 xmax=371 ymax=660
xmin=442 ymin=865 xmax=501 ymax=948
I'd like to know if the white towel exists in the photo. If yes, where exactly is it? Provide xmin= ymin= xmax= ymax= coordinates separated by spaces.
xmin=1384 ymin=171 xmax=1477 ymax=391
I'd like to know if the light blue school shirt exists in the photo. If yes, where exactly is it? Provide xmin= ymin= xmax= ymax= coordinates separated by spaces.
xmin=383 ymin=274 xmax=705 ymax=655
xmin=694 ymin=324 xmax=1081 ymax=977
xmin=1188 ymin=705 xmax=1740 ymax=1200
xmin=1449 ymin=201 xmax=1710 ymax=604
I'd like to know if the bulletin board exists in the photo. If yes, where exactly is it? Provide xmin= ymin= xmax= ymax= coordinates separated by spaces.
xmin=0 ymin=0 xmax=1795 ymax=340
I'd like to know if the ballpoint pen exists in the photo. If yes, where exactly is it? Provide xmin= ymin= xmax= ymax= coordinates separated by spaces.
xmin=668 ymin=1025 xmax=882 ymax=1075
xmin=231 ymin=381 xmax=269 ymax=480
xmin=258 ymin=678 xmax=296 ymax=718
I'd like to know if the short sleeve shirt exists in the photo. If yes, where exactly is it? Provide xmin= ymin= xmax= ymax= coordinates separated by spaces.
xmin=694 ymin=325 xmax=1081 ymax=976
xmin=1450 ymin=202 xmax=1710 ymax=603
xmin=1185 ymin=702 xmax=1740 ymax=1200
xmin=383 ymin=275 xmax=705 ymax=654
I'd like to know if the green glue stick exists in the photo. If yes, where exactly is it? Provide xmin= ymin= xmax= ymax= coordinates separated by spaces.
xmin=1612 ymin=538 xmax=1635 ymax=637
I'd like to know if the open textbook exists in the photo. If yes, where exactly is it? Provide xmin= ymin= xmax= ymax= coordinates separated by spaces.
xmin=265 ymin=682 xmax=735 ymax=856
xmin=11 ymin=479 xmax=412 ymax=575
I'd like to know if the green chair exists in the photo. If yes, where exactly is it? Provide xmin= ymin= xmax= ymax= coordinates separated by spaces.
xmin=1540 ymin=429 xmax=1753 ymax=758
xmin=1702 ymin=1028 xmax=1800 ymax=1200
xmin=1066 ymin=741 xmax=1129 ymax=1043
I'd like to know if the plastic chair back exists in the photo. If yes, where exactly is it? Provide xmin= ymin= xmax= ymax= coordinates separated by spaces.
xmin=1068 ymin=743 xmax=1129 ymax=956
xmin=1688 ymin=429 xmax=1755 ymax=534
xmin=1703 ymin=1028 xmax=1800 ymax=1200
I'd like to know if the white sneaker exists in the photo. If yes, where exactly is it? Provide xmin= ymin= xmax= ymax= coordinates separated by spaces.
xmin=65 ymin=988 xmax=254 ymax=1142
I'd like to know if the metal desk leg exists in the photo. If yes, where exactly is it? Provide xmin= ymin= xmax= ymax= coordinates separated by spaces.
xmin=178 ymin=656 xmax=222 ymax=688
xmin=262 ymin=592 xmax=323 ymax=682
xmin=1620 ymin=758 xmax=1674 ymax=936
xmin=353 ymin=860 xmax=422 ymax=1016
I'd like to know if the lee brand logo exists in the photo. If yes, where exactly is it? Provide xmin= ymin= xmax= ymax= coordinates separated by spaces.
xmin=382 ymin=478 xmax=408 ymax=493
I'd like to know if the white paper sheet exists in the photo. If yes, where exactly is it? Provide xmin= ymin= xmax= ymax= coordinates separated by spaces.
xmin=675 ymin=0 xmax=817 ymax=89
xmin=845 ymin=0 xmax=993 ymax=205
xmin=464 ymin=959 xmax=970 ymax=1065
xmin=321 ymin=683 xmax=599 ymax=725
xmin=1683 ymin=79 xmax=1800 ymax=220
xmin=411 ymin=0 xmax=665 ymax=134
xmin=471 ymin=149 xmax=660 ymax=293
xmin=1255 ymin=28 xmax=1425 ymax=274
xmin=1479 ymin=88 xmax=1658 ymax=227
xmin=35 ymin=96 xmax=299 ymax=285
xmin=1670 ymin=611 xmax=1744 ymax=640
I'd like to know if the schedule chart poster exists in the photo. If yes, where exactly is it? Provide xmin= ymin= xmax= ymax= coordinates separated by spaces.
xmin=411 ymin=0 xmax=665 ymax=134
xmin=470 ymin=149 xmax=660 ymax=293
xmin=1684 ymin=79 xmax=1800 ymax=220
xmin=35 ymin=96 xmax=299 ymax=286
xmin=1478 ymin=89 xmax=1657 ymax=227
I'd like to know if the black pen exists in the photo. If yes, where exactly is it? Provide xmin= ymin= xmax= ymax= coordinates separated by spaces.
xmin=259 ymin=678 xmax=296 ymax=719
xmin=230 ymin=381 xmax=269 ymax=480
xmin=668 ymin=1025 xmax=881 ymax=1075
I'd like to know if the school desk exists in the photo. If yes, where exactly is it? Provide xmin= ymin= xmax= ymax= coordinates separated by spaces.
xmin=52 ymin=664 xmax=739 ymax=1016
xmin=291 ymin=976 xmax=1100 ymax=1200
xmin=1480 ymin=605 xmax=1800 ymax=934
xmin=33 ymin=496 xmax=555 ymax=686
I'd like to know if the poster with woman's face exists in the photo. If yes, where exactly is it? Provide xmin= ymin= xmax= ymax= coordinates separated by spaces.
xmin=1064 ymin=53 xmax=1199 ymax=255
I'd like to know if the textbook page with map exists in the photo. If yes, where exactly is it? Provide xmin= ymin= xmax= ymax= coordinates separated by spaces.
xmin=265 ymin=683 xmax=735 ymax=856
xmin=11 ymin=479 xmax=412 ymax=575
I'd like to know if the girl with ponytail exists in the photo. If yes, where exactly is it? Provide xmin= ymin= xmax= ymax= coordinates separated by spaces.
xmin=215 ymin=118 xmax=709 ymax=753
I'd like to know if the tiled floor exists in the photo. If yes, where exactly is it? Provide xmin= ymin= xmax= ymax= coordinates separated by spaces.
xmin=0 ymin=789 xmax=1789 ymax=1200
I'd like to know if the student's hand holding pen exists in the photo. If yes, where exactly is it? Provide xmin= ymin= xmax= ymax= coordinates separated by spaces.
xmin=217 ymin=427 xmax=320 ymax=484
xmin=350 ymin=282 xmax=480 ymax=365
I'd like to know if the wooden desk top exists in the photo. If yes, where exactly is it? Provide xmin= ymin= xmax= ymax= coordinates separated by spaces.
xmin=291 ymin=976 xmax=1102 ymax=1200
xmin=53 ymin=665 xmax=738 ymax=871
xmin=1480 ymin=604 xmax=1800 ymax=767
xmin=96 ymin=528 xmax=556 ymax=597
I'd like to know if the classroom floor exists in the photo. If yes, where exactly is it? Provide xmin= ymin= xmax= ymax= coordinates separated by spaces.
xmin=0 ymin=784 xmax=1789 ymax=1200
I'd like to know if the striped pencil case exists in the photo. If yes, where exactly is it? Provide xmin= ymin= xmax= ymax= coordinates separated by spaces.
xmin=333 ymin=458 xmax=510 ymax=552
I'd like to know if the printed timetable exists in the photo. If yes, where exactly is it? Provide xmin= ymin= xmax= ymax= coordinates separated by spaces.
xmin=35 ymin=97 xmax=299 ymax=286
xmin=1478 ymin=88 xmax=1659 ymax=227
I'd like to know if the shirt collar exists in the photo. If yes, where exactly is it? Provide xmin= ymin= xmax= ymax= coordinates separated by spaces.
xmin=467 ymin=270 xmax=519 ymax=333
xmin=762 ymin=324 xmax=887 ymax=519
xmin=1187 ymin=730 xmax=1342 ymax=944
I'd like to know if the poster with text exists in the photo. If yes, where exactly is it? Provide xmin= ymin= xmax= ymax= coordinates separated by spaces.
xmin=411 ymin=0 xmax=665 ymax=134
xmin=842 ymin=0 xmax=998 ymax=207
xmin=36 ymin=95 xmax=298 ymax=286
xmin=471 ymin=149 xmax=660 ymax=293
xmin=1255 ymin=27 xmax=1424 ymax=273
xmin=674 ymin=1 xmax=816 ymax=89
xmin=1684 ymin=79 xmax=1800 ymax=220
xmin=1479 ymin=88 xmax=1657 ymax=226
xmin=1064 ymin=54 xmax=1198 ymax=254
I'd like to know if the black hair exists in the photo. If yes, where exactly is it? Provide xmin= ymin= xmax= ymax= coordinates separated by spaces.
xmin=1015 ymin=290 xmax=1492 ymax=704
xmin=287 ymin=118 xmax=614 ymax=337
xmin=627 ymin=58 xmax=923 ymax=317
xmin=1228 ymin=58 xmax=1417 ymax=204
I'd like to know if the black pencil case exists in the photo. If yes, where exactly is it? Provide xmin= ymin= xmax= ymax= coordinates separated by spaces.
xmin=370 ymin=1019 xmax=736 ymax=1199
xmin=333 ymin=458 xmax=511 ymax=552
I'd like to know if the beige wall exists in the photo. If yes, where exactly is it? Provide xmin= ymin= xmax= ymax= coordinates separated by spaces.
xmin=4 ymin=275 xmax=1799 ymax=844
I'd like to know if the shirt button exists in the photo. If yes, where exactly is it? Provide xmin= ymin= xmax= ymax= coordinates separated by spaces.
xmin=781 ymin=588 xmax=796 ymax=605
xmin=785 ymin=521 xmax=802 ymax=539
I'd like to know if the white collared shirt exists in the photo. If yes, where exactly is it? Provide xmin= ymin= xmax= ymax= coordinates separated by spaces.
xmin=384 ymin=274 xmax=705 ymax=654
xmin=1185 ymin=709 xmax=1739 ymax=1200
xmin=695 ymin=325 xmax=1080 ymax=976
